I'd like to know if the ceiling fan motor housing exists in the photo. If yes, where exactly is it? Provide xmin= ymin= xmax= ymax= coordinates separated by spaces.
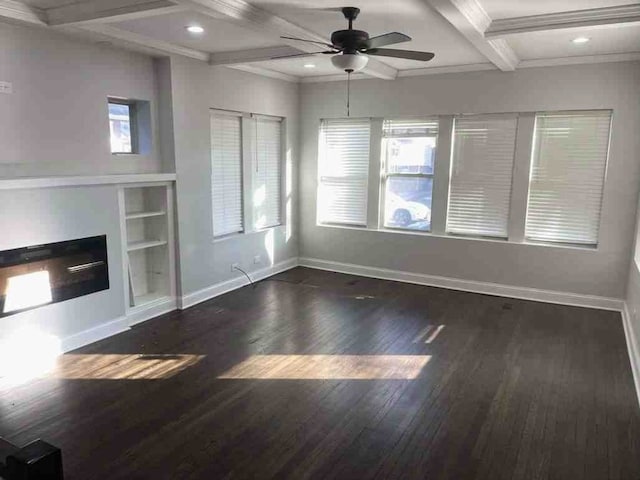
xmin=331 ymin=30 xmax=370 ymax=54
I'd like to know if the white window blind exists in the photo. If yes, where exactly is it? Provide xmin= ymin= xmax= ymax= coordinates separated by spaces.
xmin=211 ymin=111 xmax=243 ymax=237
xmin=447 ymin=114 xmax=518 ymax=238
xmin=254 ymin=116 xmax=282 ymax=229
xmin=525 ymin=111 xmax=611 ymax=245
xmin=318 ymin=118 xmax=370 ymax=226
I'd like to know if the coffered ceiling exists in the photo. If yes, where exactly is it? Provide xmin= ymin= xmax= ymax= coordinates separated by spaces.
xmin=2 ymin=0 xmax=639 ymax=82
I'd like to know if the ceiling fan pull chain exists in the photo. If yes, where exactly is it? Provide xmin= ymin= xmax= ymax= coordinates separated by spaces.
xmin=347 ymin=71 xmax=351 ymax=117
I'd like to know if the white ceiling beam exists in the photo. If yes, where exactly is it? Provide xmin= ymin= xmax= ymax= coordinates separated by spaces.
xmin=170 ymin=0 xmax=398 ymax=80
xmin=486 ymin=4 xmax=640 ymax=38
xmin=227 ymin=64 xmax=298 ymax=82
xmin=424 ymin=0 xmax=519 ymax=71
xmin=75 ymin=24 xmax=210 ymax=61
xmin=47 ymin=0 xmax=185 ymax=27
xmin=209 ymin=45 xmax=304 ymax=65
xmin=0 ymin=0 xmax=47 ymax=25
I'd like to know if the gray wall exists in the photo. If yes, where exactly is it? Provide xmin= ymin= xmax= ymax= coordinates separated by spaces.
xmin=168 ymin=57 xmax=299 ymax=295
xmin=0 ymin=22 xmax=162 ymax=176
xmin=625 ymin=198 xmax=640 ymax=354
xmin=0 ymin=185 xmax=125 ymax=343
xmin=299 ymin=62 xmax=640 ymax=298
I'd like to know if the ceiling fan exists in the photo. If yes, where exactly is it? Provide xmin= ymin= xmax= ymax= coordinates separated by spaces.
xmin=273 ymin=6 xmax=435 ymax=73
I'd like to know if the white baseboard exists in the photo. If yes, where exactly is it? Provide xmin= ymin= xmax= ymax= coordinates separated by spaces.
xmin=622 ymin=303 xmax=640 ymax=408
xmin=60 ymin=315 xmax=129 ymax=353
xmin=179 ymin=257 xmax=299 ymax=310
xmin=127 ymin=297 xmax=177 ymax=327
xmin=298 ymin=257 xmax=624 ymax=312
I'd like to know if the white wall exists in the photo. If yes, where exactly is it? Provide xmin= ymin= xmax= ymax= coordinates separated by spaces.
xmin=0 ymin=22 xmax=163 ymax=176
xmin=167 ymin=57 xmax=299 ymax=296
xmin=0 ymin=185 xmax=125 ymax=347
xmin=299 ymin=62 xmax=640 ymax=299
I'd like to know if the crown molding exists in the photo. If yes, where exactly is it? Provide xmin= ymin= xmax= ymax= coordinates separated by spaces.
xmin=0 ymin=0 xmax=46 ymax=25
xmin=227 ymin=64 xmax=299 ymax=83
xmin=486 ymin=4 xmax=640 ymax=38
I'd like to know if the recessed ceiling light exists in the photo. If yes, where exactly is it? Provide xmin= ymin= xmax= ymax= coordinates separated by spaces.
xmin=572 ymin=36 xmax=590 ymax=44
xmin=186 ymin=25 xmax=204 ymax=34
xmin=303 ymin=63 xmax=316 ymax=69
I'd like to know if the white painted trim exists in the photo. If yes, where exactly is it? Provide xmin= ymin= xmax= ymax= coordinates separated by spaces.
xmin=127 ymin=297 xmax=177 ymax=326
xmin=0 ymin=0 xmax=46 ymax=25
xmin=75 ymin=24 xmax=210 ymax=62
xmin=519 ymin=53 xmax=640 ymax=69
xmin=60 ymin=316 xmax=129 ymax=353
xmin=424 ymin=0 xmax=519 ymax=71
xmin=172 ymin=0 xmax=397 ymax=80
xmin=621 ymin=303 xmax=640 ymax=408
xmin=486 ymin=4 xmax=640 ymax=38
xmin=299 ymin=257 xmax=624 ymax=311
xmin=227 ymin=64 xmax=299 ymax=83
xmin=0 ymin=173 xmax=176 ymax=190
xmin=210 ymin=45 xmax=303 ymax=66
xmin=47 ymin=0 xmax=183 ymax=27
xmin=179 ymin=257 xmax=299 ymax=309
xmin=398 ymin=63 xmax=496 ymax=77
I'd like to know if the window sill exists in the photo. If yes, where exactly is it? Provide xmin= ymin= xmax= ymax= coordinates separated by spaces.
xmin=316 ymin=223 xmax=598 ymax=252
xmin=212 ymin=224 xmax=284 ymax=244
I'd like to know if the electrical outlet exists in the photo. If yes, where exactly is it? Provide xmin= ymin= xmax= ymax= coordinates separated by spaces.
xmin=0 ymin=81 xmax=12 ymax=95
xmin=253 ymin=255 xmax=261 ymax=265
xmin=231 ymin=262 xmax=240 ymax=272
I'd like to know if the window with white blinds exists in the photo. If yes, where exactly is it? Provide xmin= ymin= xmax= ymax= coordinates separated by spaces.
xmin=211 ymin=111 xmax=243 ymax=237
xmin=382 ymin=119 xmax=438 ymax=232
xmin=318 ymin=118 xmax=370 ymax=226
xmin=447 ymin=115 xmax=518 ymax=238
xmin=525 ymin=111 xmax=611 ymax=245
xmin=254 ymin=116 xmax=282 ymax=229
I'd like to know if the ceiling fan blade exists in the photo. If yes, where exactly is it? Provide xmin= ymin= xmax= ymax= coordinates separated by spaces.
xmin=366 ymin=32 xmax=411 ymax=49
xmin=280 ymin=36 xmax=336 ymax=49
xmin=271 ymin=51 xmax=335 ymax=60
xmin=366 ymin=48 xmax=435 ymax=61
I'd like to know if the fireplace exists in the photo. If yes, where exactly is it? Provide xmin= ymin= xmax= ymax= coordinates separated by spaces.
xmin=0 ymin=235 xmax=109 ymax=317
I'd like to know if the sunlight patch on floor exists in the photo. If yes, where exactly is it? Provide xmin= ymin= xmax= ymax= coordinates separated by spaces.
xmin=50 ymin=354 xmax=205 ymax=380
xmin=218 ymin=354 xmax=431 ymax=380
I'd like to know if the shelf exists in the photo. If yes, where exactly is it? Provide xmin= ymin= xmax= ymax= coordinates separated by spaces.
xmin=127 ymin=239 xmax=167 ymax=252
xmin=132 ymin=291 xmax=170 ymax=308
xmin=126 ymin=210 xmax=166 ymax=220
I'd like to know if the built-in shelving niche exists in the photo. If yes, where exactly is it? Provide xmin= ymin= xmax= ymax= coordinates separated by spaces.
xmin=119 ymin=183 xmax=176 ymax=326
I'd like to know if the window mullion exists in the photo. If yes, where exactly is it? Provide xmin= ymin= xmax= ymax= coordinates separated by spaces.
xmin=431 ymin=115 xmax=453 ymax=235
xmin=368 ymin=118 xmax=383 ymax=229
xmin=508 ymin=113 xmax=535 ymax=243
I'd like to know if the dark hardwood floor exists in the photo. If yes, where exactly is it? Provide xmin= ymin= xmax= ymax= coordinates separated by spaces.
xmin=1 ymin=267 xmax=639 ymax=479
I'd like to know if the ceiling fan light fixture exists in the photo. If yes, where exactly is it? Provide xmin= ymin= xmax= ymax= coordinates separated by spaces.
xmin=331 ymin=53 xmax=369 ymax=73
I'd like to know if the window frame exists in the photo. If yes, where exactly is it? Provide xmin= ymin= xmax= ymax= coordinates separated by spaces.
xmin=108 ymin=98 xmax=138 ymax=155
xmin=210 ymin=108 xmax=286 ymax=242
xmin=379 ymin=119 xmax=439 ymax=233
xmin=315 ymin=109 xmax=610 ymax=251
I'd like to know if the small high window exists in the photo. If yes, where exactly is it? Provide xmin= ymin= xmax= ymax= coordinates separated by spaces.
xmin=108 ymin=99 xmax=137 ymax=154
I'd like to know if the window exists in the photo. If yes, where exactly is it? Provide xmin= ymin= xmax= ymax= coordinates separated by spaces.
xmin=318 ymin=119 xmax=370 ymax=226
xmin=447 ymin=114 xmax=518 ymax=238
xmin=382 ymin=119 xmax=437 ymax=231
xmin=211 ymin=111 xmax=243 ymax=237
xmin=254 ymin=116 xmax=282 ymax=229
xmin=525 ymin=111 xmax=611 ymax=246
xmin=108 ymin=100 xmax=136 ymax=154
